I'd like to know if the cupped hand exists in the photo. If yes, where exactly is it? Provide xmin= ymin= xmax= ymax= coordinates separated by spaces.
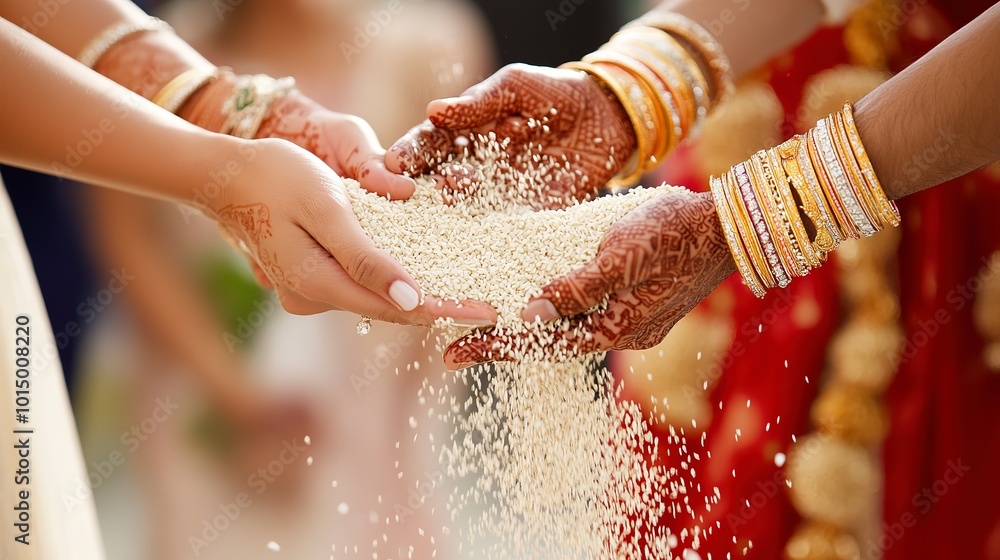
xmin=260 ymin=93 xmax=418 ymax=200
xmin=386 ymin=63 xmax=636 ymax=208
xmin=208 ymin=137 xmax=497 ymax=327
xmin=443 ymin=190 xmax=735 ymax=369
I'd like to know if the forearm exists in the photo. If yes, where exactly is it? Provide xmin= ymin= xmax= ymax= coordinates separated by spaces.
xmin=0 ymin=19 xmax=236 ymax=206
xmin=649 ymin=0 xmax=825 ymax=77
xmin=854 ymin=3 xmax=1000 ymax=200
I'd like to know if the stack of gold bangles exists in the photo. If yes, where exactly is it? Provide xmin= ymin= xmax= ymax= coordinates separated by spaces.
xmin=711 ymin=103 xmax=901 ymax=297
xmin=560 ymin=12 xmax=735 ymax=188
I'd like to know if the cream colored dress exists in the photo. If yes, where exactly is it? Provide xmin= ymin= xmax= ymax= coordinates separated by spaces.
xmin=0 ymin=182 xmax=105 ymax=559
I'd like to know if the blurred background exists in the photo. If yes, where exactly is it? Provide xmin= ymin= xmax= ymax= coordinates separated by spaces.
xmin=6 ymin=0 xmax=1000 ymax=559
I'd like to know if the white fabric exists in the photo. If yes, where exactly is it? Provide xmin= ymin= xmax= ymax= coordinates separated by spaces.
xmin=819 ymin=0 xmax=866 ymax=25
xmin=0 ymin=182 xmax=105 ymax=560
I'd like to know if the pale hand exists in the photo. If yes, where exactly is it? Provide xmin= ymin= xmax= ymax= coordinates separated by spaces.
xmin=260 ymin=93 xmax=418 ymax=200
xmin=207 ymin=138 xmax=497 ymax=326
xmin=386 ymin=63 xmax=636 ymax=208
xmin=443 ymin=190 xmax=735 ymax=369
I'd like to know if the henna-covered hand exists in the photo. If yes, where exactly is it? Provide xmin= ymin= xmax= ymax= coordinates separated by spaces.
xmin=206 ymin=138 xmax=497 ymax=326
xmin=443 ymin=190 xmax=735 ymax=369
xmin=257 ymin=92 xmax=418 ymax=200
xmin=386 ymin=63 xmax=636 ymax=208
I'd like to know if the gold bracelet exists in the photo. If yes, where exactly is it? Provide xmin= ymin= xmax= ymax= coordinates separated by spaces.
xmin=806 ymin=128 xmax=860 ymax=239
xmin=78 ymin=17 xmax=174 ymax=69
xmin=731 ymin=163 xmax=781 ymax=288
xmin=221 ymin=74 xmax=296 ymax=139
xmin=582 ymin=50 xmax=673 ymax=164
xmin=767 ymin=147 xmax=820 ymax=270
xmin=711 ymin=174 xmax=766 ymax=297
xmin=152 ymin=67 xmax=219 ymax=114
xmin=606 ymin=36 xmax=693 ymax=141
xmin=631 ymin=12 xmax=734 ymax=107
xmin=840 ymin=103 xmax=901 ymax=228
xmin=777 ymin=136 xmax=839 ymax=256
xmin=560 ymin=61 xmax=649 ymax=187
xmin=828 ymin=113 xmax=882 ymax=231
xmin=748 ymin=153 xmax=800 ymax=282
xmin=612 ymin=26 xmax=709 ymax=135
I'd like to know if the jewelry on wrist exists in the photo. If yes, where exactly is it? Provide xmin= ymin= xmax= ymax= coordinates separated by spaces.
xmin=220 ymin=74 xmax=297 ymax=139
xmin=559 ymin=61 xmax=649 ymax=188
xmin=630 ymin=12 xmax=734 ymax=107
xmin=711 ymin=103 xmax=900 ymax=297
xmin=152 ymin=67 xmax=221 ymax=114
xmin=78 ymin=17 xmax=174 ymax=69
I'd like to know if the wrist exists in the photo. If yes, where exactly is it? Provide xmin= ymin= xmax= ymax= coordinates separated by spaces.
xmin=186 ymin=133 xmax=255 ymax=217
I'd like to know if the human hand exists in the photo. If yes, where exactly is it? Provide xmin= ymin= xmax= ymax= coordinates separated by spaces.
xmin=443 ymin=190 xmax=735 ymax=369
xmin=386 ymin=63 xmax=636 ymax=208
xmin=207 ymin=137 xmax=497 ymax=326
xmin=259 ymin=92 xmax=418 ymax=200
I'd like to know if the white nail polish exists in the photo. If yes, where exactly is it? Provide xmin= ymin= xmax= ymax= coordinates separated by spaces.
xmin=389 ymin=280 xmax=420 ymax=311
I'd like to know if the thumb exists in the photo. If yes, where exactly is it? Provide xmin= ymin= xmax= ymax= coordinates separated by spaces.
xmin=337 ymin=116 xmax=417 ymax=200
xmin=521 ymin=249 xmax=631 ymax=322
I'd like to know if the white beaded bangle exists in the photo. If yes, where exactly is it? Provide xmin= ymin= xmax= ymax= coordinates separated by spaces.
xmin=78 ymin=17 xmax=174 ymax=69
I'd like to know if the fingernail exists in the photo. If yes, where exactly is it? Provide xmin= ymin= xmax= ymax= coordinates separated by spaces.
xmin=523 ymin=299 xmax=559 ymax=322
xmin=389 ymin=280 xmax=420 ymax=312
xmin=450 ymin=318 xmax=496 ymax=328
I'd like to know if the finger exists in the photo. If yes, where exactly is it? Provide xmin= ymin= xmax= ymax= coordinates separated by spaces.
xmin=386 ymin=121 xmax=466 ymax=176
xmin=521 ymin=248 xmax=630 ymax=322
xmin=284 ymin=241 xmax=497 ymax=326
xmin=443 ymin=317 xmax=607 ymax=370
xmin=427 ymin=64 xmax=525 ymax=130
xmin=301 ymin=186 xmax=425 ymax=313
xmin=335 ymin=116 xmax=417 ymax=200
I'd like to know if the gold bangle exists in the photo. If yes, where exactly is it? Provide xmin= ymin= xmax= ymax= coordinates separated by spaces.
xmin=840 ymin=103 xmax=901 ymax=228
xmin=767 ymin=147 xmax=820 ymax=270
xmin=711 ymin=174 xmax=766 ymax=297
xmin=828 ymin=113 xmax=882 ymax=231
xmin=777 ymin=136 xmax=839 ymax=256
xmin=748 ymin=153 xmax=799 ymax=282
xmin=583 ymin=50 xmax=673 ymax=165
xmin=806 ymin=128 xmax=861 ymax=239
xmin=560 ymin=61 xmax=648 ymax=187
xmin=630 ymin=12 xmax=734 ymax=107
xmin=152 ymin=67 xmax=219 ymax=114
xmin=612 ymin=26 xmax=709 ymax=135
xmin=606 ymin=36 xmax=692 ymax=141
xmin=730 ymin=164 xmax=780 ymax=288
xmin=78 ymin=17 xmax=174 ymax=69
